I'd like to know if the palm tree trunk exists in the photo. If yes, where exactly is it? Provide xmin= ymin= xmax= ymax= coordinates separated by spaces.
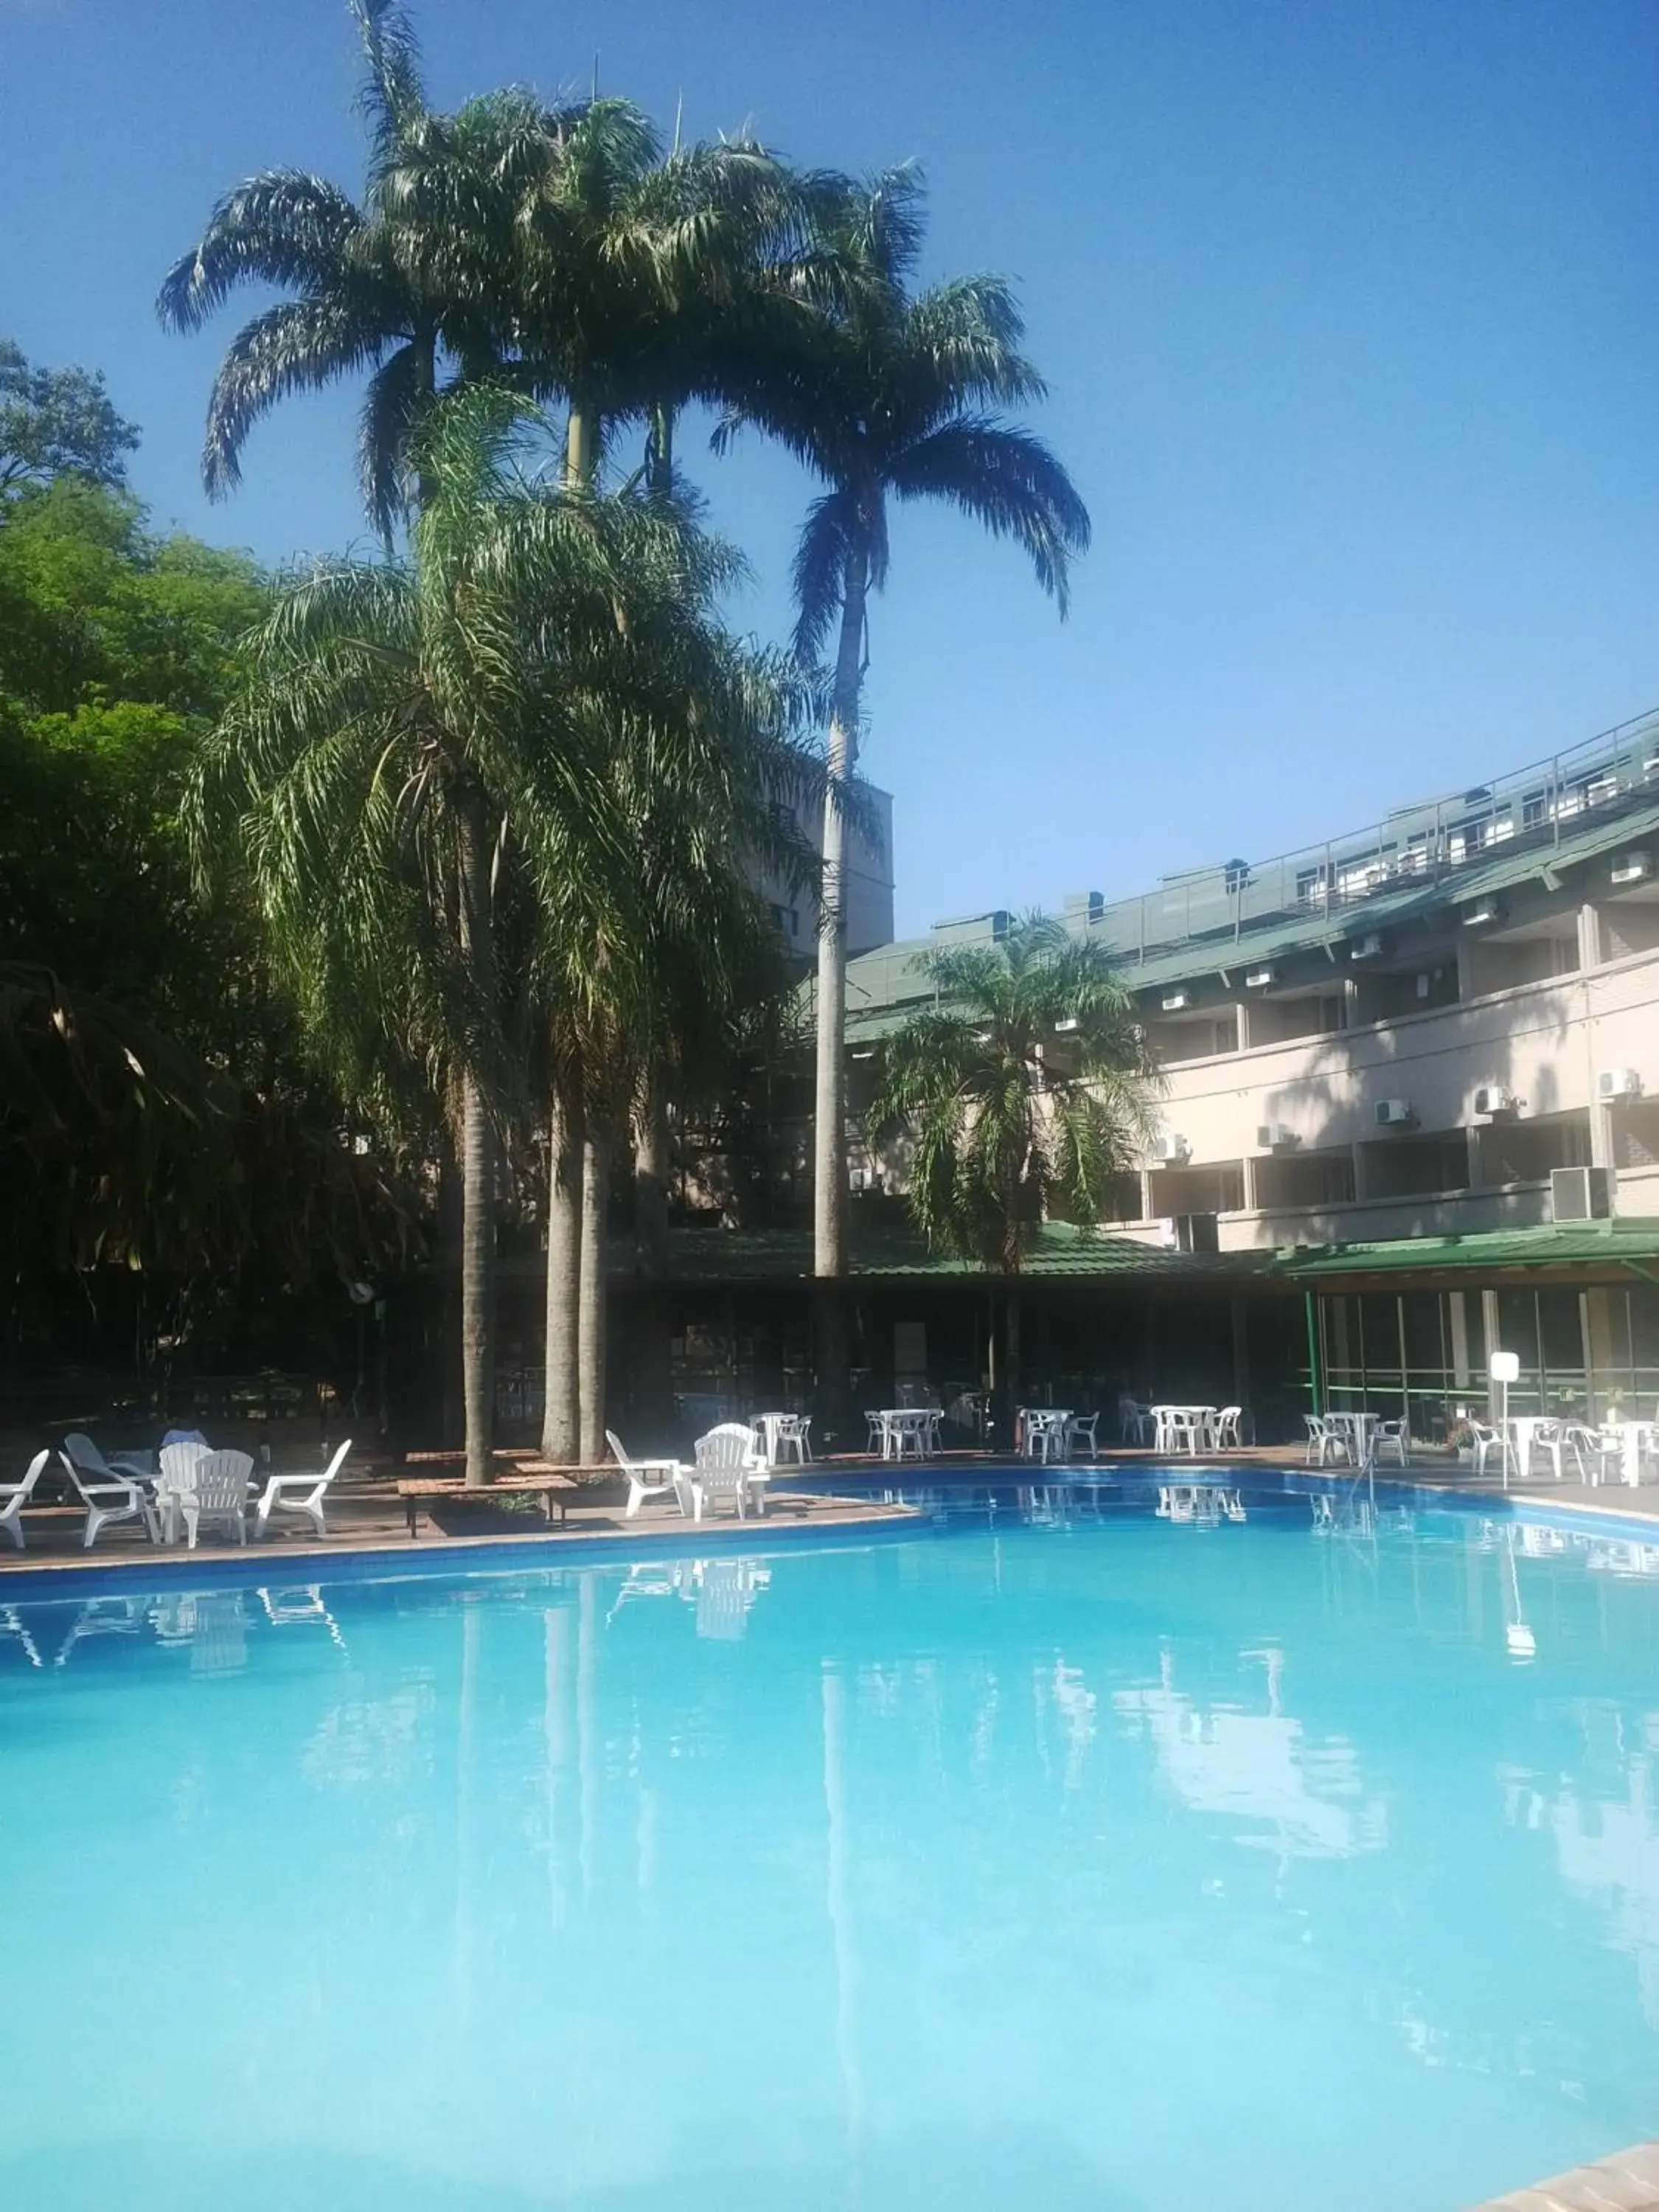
xmin=456 ymin=797 xmax=498 ymax=1491
xmin=541 ymin=1083 xmax=582 ymax=1464
xmin=577 ymin=1128 xmax=611 ymax=1466
xmin=634 ymin=1076 xmax=670 ymax=1275
xmin=813 ymin=552 xmax=868 ymax=1283
xmin=566 ymin=401 xmax=597 ymax=488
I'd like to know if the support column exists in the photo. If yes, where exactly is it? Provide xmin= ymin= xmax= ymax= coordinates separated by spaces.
xmin=1481 ymin=1287 xmax=1501 ymax=1419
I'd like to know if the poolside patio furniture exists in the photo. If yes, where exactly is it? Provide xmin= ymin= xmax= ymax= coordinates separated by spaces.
xmin=61 ymin=1430 xmax=158 ymax=1486
xmin=1504 ymin=1416 xmax=1566 ymax=1483
xmin=1467 ymin=1421 xmax=1509 ymax=1479
xmin=60 ymin=1450 xmax=159 ymax=1549
xmin=1064 ymin=1412 xmax=1100 ymax=1460
xmin=396 ymin=1472 xmax=573 ymax=1537
xmin=1153 ymin=1405 xmax=1214 ymax=1455
xmin=1211 ymin=1406 xmax=1244 ymax=1449
xmin=606 ymin=1430 xmax=686 ymax=1519
xmin=170 ymin=1450 xmax=255 ymax=1550
xmin=1322 ymin=1411 xmax=1380 ymax=1464
xmin=690 ymin=1424 xmax=770 ymax=1519
xmin=1304 ymin=1415 xmax=1348 ymax=1467
xmin=874 ymin=1408 xmax=936 ymax=1461
xmin=154 ymin=1439 xmax=215 ymax=1541
xmin=1117 ymin=1395 xmax=1155 ymax=1445
xmin=253 ymin=1438 xmax=350 ymax=1540
xmin=1019 ymin=1408 xmax=1071 ymax=1464
xmin=0 ymin=1450 xmax=51 ymax=1551
xmin=751 ymin=1412 xmax=813 ymax=1467
xmin=1374 ymin=1419 xmax=1409 ymax=1467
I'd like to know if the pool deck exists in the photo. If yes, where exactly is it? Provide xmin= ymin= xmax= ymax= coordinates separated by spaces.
xmin=1471 ymin=2138 xmax=1659 ymax=2210
xmin=4 ymin=1440 xmax=1657 ymax=1579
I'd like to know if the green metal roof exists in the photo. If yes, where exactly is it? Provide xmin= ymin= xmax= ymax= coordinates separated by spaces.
xmin=1273 ymin=1218 xmax=1659 ymax=1284
xmin=598 ymin=1220 xmax=1273 ymax=1286
xmin=832 ymin=779 xmax=1659 ymax=1031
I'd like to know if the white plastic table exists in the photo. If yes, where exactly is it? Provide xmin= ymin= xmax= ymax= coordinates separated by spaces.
xmin=1018 ymin=1408 xmax=1073 ymax=1464
xmin=1322 ymin=1411 xmax=1381 ymax=1464
xmin=1150 ymin=1405 xmax=1217 ymax=1455
xmin=875 ymin=1409 xmax=936 ymax=1461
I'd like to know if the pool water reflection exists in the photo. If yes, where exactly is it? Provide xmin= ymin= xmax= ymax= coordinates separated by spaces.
xmin=4 ymin=1492 xmax=1659 ymax=2211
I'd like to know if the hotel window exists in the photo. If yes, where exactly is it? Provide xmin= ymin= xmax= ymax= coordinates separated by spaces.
xmin=771 ymin=903 xmax=799 ymax=939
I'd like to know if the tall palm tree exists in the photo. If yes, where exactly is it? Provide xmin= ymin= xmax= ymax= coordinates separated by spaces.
xmin=717 ymin=166 xmax=1092 ymax=1295
xmin=157 ymin=1 xmax=572 ymax=534
xmin=868 ymin=913 xmax=1160 ymax=1397
xmin=190 ymin=391 xmax=648 ymax=1485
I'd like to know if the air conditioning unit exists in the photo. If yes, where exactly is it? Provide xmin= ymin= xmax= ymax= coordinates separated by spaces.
xmin=1349 ymin=933 xmax=1384 ymax=961
xmin=1161 ymin=990 xmax=1192 ymax=1012
xmin=1551 ymin=1166 xmax=1614 ymax=1222
xmin=1463 ymin=899 xmax=1499 ymax=927
xmin=1152 ymin=1133 xmax=1190 ymax=1164
xmin=1611 ymin=850 xmax=1653 ymax=886
xmin=1472 ymin=1085 xmax=1516 ymax=1117
xmin=1374 ymin=1099 xmax=1416 ymax=1128
xmin=1243 ymin=964 xmax=1277 ymax=989
xmin=1173 ymin=1211 xmax=1220 ymax=1254
xmin=1599 ymin=1068 xmax=1644 ymax=1101
xmin=1255 ymin=1123 xmax=1298 ymax=1151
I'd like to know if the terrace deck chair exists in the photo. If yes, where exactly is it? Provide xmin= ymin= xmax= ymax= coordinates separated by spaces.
xmin=173 ymin=1450 xmax=254 ymax=1550
xmin=606 ymin=1431 xmax=686 ymax=1520
xmin=253 ymin=1438 xmax=350 ymax=1540
xmin=0 ymin=1450 xmax=51 ymax=1551
xmin=1374 ymin=1419 xmax=1409 ymax=1467
xmin=1566 ymin=1424 xmax=1619 ymax=1484
xmin=1118 ymin=1395 xmax=1155 ymax=1445
xmin=691 ymin=1424 xmax=771 ymax=1520
xmin=1304 ymin=1415 xmax=1347 ymax=1468
xmin=60 ymin=1430 xmax=157 ymax=1484
xmin=1467 ymin=1422 xmax=1508 ymax=1478
xmin=155 ymin=1439 xmax=215 ymax=1543
xmin=61 ymin=1450 xmax=158 ymax=1549
xmin=1212 ymin=1406 xmax=1244 ymax=1450
xmin=1064 ymin=1413 xmax=1101 ymax=1461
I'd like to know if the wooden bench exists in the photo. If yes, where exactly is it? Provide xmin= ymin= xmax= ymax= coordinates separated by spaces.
xmin=395 ymin=1473 xmax=574 ymax=1539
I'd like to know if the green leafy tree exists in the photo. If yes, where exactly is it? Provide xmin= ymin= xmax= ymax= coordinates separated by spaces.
xmin=0 ymin=340 xmax=140 ymax=499
xmin=869 ymin=914 xmax=1159 ymax=1392
xmin=718 ymin=167 xmax=1091 ymax=1293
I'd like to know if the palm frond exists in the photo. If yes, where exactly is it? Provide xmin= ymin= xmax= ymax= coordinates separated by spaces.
xmin=887 ymin=418 xmax=1091 ymax=612
xmin=156 ymin=172 xmax=368 ymax=331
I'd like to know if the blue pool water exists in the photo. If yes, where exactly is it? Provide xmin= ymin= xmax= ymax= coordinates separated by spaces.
xmin=5 ymin=1481 xmax=1659 ymax=2211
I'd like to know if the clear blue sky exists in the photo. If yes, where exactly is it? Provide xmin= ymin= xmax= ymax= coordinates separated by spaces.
xmin=4 ymin=0 xmax=1655 ymax=937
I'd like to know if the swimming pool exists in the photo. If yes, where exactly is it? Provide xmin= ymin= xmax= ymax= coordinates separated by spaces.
xmin=4 ymin=1481 xmax=1659 ymax=2211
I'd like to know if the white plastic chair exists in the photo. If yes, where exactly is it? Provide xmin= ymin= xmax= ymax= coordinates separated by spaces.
xmin=1374 ymin=1418 xmax=1409 ymax=1467
xmin=771 ymin=1413 xmax=812 ymax=1467
xmin=254 ymin=1438 xmax=350 ymax=1540
xmin=1212 ymin=1406 xmax=1243 ymax=1450
xmin=864 ymin=1411 xmax=886 ymax=1455
xmin=173 ymin=1450 xmax=254 ymax=1550
xmin=1467 ymin=1422 xmax=1508 ymax=1478
xmin=605 ymin=1430 xmax=685 ymax=1520
xmin=0 ymin=1450 xmax=51 ymax=1551
xmin=1118 ymin=1395 xmax=1154 ymax=1444
xmin=1064 ymin=1412 xmax=1100 ymax=1460
xmin=691 ymin=1424 xmax=770 ymax=1519
xmin=60 ymin=1449 xmax=158 ymax=1548
xmin=1161 ymin=1410 xmax=1202 ymax=1458
xmin=1566 ymin=1424 xmax=1618 ymax=1484
xmin=60 ymin=1430 xmax=156 ymax=1484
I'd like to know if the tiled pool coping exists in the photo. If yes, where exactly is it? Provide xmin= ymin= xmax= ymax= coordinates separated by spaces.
xmin=1470 ymin=2137 xmax=1659 ymax=2209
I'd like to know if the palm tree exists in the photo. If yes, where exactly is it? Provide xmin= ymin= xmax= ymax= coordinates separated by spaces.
xmin=716 ymin=166 xmax=1092 ymax=1297
xmin=190 ymin=391 xmax=650 ymax=1484
xmin=157 ymin=1 xmax=571 ymax=533
xmin=868 ymin=913 xmax=1160 ymax=1398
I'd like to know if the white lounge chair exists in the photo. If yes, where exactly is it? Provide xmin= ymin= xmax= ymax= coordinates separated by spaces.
xmin=0 ymin=1450 xmax=51 ymax=1551
xmin=172 ymin=1450 xmax=254 ymax=1550
xmin=605 ymin=1430 xmax=686 ymax=1519
xmin=691 ymin=1423 xmax=770 ymax=1519
xmin=60 ymin=1449 xmax=158 ymax=1549
xmin=254 ymin=1438 xmax=350 ymax=1540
